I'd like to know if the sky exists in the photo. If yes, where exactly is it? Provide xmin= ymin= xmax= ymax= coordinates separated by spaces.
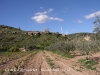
xmin=0 ymin=0 xmax=100 ymax=34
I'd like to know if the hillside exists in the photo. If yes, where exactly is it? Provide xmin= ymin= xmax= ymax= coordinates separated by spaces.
xmin=0 ymin=25 xmax=100 ymax=53
xmin=0 ymin=25 xmax=65 ymax=51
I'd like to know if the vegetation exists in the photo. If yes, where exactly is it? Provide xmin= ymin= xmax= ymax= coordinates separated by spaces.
xmin=14 ymin=51 xmax=38 ymax=69
xmin=50 ymin=50 xmax=73 ymax=58
xmin=45 ymin=40 xmax=100 ymax=56
xmin=93 ymin=16 xmax=100 ymax=33
xmin=0 ymin=25 xmax=64 ymax=51
xmin=78 ymin=59 xmax=98 ymax=70
xmin=46 ymin=56 xmax=55 ymax=68
xmin=0 ymin=69 xmax=5 ymax=75
xmin=0 ymin=51 xmax=32 ymax=65
xmin=9 ymin=46 xmax=19 ymax=52
xmin=45 ymin=41 xmax=75 ymax=53
xmin=0 ymin=24 xmax=100 ymax=74
xmin=0 ymin=24 xmax=100 ymax=56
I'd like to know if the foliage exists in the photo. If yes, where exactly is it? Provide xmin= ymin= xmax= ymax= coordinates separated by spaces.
xmin=46 ymin=56 xmax=55 ymax=68
xmin=51 ymin=50 xmax=73 ymax=58
xmin=0 ymin=25 xmax=100 ymax=54
xmin=78 ymin=59 xmax=98 ymax=70
xmin=45 ymin=41 xmax=75 ymax=53
xmin=45 ymin=38 xmax=100 ymax=55
xmin=9 ymin=46 xmax=19 ymax=52
xmin=0 ymin=51 xmax=33 ymax=66
xmin=93 ymin=16 xmax=100 ymax=33
xmin=0 ymin=46 xmax=8 ymax=52
xmin=0 ymin=69 xmax=5 ymax=75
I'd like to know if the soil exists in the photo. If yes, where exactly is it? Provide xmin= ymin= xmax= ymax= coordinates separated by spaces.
xmin=0 ymin=53 xmax=32 ymax=75
xmin=1 ymin=51 xmax=100 ymax=75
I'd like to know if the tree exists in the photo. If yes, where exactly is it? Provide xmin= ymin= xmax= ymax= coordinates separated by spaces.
xmin=93 ymin=16 xmax=100 ymax=33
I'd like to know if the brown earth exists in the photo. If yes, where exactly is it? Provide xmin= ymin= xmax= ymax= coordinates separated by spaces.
xmin=14 ymin=51 xmax=63 ymax=75
xmin=0 ymin=53 xmax=34 ymax=75
xmin=1 ymin=51 xmax=100 ymax=75
xmin=44 ymin=51 xmax=100 ymax=75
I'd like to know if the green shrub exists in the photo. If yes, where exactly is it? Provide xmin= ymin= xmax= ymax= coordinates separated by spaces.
xmin=0 ymin=69 xmax=5 ymax=75
xmin=51 ymin=50 xmax=73 ymax=58
xmin=46 ymin=56 xmax=55 ymax=68
xmin=78 ymin=59 xmax=98 ymax=70
xmin=9 ymin=46 xmax=19 ymax=52
xmin=45 ymin=41 xmax=75 ymax=53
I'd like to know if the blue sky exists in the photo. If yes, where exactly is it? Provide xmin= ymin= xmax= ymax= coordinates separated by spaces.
xmin=0 ymin=0 xmax=100 ymax=34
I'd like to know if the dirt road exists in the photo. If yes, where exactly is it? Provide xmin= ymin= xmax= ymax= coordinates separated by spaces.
xmin=15 ymin=51 xmax=62 ymax=75
xmin=1 ymin=51 xmax=100 ymax=75
xmin=44 ymin=51 xmax=100 ymax=75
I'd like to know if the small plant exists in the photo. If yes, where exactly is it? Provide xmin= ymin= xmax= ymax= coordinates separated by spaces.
xmin=52 ymin=50 xmax=73 ymax=58
xmin=46 ymin=56 xmax=55 ymax=69
xmin=0 ymin=69 xmax=5 ymax=75
xmin=14 ymin=51 xmax=38 ymax=70
xmin=1 ymin=60 xmax=6 ymax=65
xmin=14 ymin=64 xmax=18 ymax=69
xmin=55 ymin=58 xmax=59 ymax=61
xmin=7 ymin=68 xmax=13 ymax=75
xmin=80 ymin=66 xmax=84 ymax=69
xmin=18 ymin=60 xmax=22 ymax=65
xmin=76 ymin=69 xmax=82 ymax=72
xmin=42 ymin=51 xmax=45 ymax=54
xmin=78 ymin=58 xmax=98 ymax=70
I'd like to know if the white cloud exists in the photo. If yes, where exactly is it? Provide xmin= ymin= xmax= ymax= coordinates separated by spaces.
xmin=85 ymin=11 xmax=100 ymax=19
xmin=32 ymin=14 xmax=49 ymax=23
xmin=32 ymin=8 xmax=63 ymax=23
xmin=35 ymin=11 xmax=47 ymax=15
xmin=50 ymin=17 xmax=63 ymax=21
xmin=40 ymin=7 xmax=43 ymax=9
xmin=74 ymin=19 xmax=83 ymax=23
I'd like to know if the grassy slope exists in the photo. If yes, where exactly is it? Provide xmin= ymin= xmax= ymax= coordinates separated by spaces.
xmin=0 ymin=25 xmax=99 ymax=51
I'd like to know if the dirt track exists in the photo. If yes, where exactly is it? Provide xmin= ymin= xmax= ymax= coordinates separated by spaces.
xmin=1 ymin=51 xmax=100 ymax=75
xmin=15 ymin=51 xmax=100 ymax=75
xmin=15 ymin=52 xmax=62 ymax=75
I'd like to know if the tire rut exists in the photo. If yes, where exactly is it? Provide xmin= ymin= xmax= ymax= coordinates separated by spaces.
xmin=14 ymin=51 xmax=53 ymax=75
xmin=44 ymin=51 xmax=88 ymax=75
xmin=14 ymin=51 xmax=67 ymax=75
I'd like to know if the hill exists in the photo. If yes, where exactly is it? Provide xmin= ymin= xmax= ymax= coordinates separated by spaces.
xmin=0 ymin=25 xmax=100 ymax=53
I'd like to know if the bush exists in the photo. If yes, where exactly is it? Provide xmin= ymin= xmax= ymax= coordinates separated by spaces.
xmin=78 ymin=59 xmax=98 ymax=70
xmin=0 ymin=46 xmax=8 ymax=52
xmin=45 ymin=41 xmax=75 ymax=53
xmin=52 ymin=50 xmax=73 ymax=58
xmin=9 ymin=46 xmax=19 ymax=52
